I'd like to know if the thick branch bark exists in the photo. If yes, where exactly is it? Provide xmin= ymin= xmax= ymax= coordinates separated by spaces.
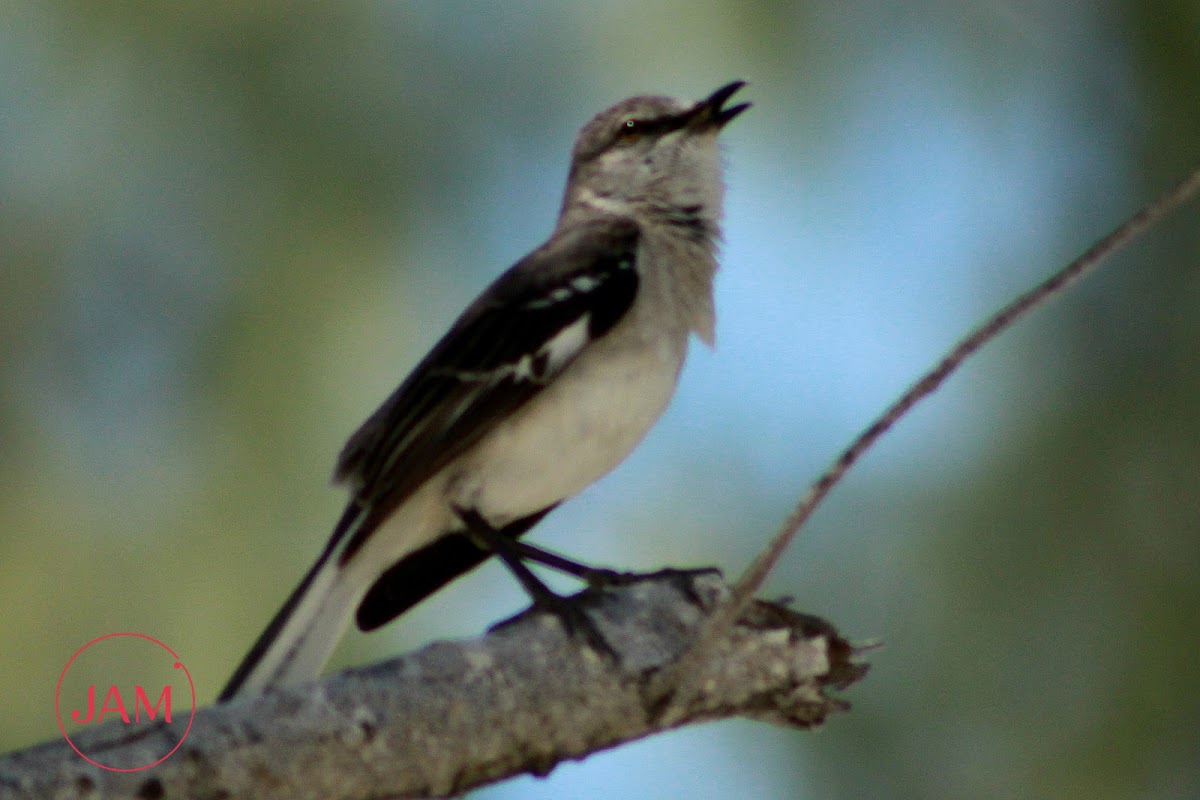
xmin=0 ymin=570 xmax=866 ymax=800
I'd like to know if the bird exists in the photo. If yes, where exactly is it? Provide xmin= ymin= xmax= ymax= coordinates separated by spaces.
xmin=219 ymin=81 xmax=749 ymax=701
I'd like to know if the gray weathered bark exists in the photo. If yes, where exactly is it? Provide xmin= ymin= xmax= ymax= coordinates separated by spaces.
xmin=0 ymin=570 xmax=866 ymax=800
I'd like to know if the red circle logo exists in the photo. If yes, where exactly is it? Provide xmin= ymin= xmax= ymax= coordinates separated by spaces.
xmin=54 ymin=633 xmax=196 ymax=772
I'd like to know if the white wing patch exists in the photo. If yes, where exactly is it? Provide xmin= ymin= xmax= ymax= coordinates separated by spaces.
xmin=537 ymin=314 xmax=591 ymax=375
xmin=570 ymin=275 xmax=601 ymax=293
xmin=438 ymin=314 xmax=593 ymax=386
xmin=525 ymin=287 xmax=574 ymax=309
xmin=524 ymin=276 xmax=602 ymax=310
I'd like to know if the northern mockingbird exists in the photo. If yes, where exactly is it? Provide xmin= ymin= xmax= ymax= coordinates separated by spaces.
xmin=220 ymin=81 xmax=749 ymax=701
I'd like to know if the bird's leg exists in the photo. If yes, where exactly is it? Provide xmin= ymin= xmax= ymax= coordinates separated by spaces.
xmin=502 ymin=538 xmax=635 ymax=589
xmin=490 ymin=518 xmax=720 ymax=596
xmin=456 ymin=507 xmax=617 ymax=658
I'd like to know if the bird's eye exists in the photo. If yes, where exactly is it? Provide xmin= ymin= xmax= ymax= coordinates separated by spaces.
xmin=619 ymin=118 xmax=643 ymax=137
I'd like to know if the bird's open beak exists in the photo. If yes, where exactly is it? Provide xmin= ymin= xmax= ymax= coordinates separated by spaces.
xmin=688 ymin=80 xmax=751 ymax=130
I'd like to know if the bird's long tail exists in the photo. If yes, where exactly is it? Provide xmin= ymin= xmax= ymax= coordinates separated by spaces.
xmin=218 ymin=507 xmax=366 ymax=702
xmin=219 ymin=502 xmax=560 ymax=701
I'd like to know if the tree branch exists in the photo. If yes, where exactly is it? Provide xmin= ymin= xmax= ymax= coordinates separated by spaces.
xmin=0 ymin=570 xmax=865 ymax=800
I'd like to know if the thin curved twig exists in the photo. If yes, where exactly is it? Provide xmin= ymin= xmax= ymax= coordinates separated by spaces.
xmin=653 ymin=165 xmax=1200 ymax=720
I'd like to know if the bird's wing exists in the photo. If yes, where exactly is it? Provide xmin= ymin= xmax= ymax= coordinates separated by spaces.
xmin=332 ymin=216 xmax=641 ymax=564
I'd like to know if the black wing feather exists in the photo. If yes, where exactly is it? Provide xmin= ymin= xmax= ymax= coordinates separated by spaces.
xmin=355 ymin=504 xmax=557 ymax=631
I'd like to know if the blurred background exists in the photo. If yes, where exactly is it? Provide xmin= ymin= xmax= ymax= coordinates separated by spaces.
xmin=2 ymin=1 xmax=1198 ymax=797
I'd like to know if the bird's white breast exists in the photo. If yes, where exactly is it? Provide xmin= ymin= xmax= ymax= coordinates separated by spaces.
xmin=445 ymin=315 xmax=687 ymax=526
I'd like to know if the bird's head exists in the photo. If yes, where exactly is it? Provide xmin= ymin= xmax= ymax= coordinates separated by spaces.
xmin=560 ymin=81 xmax=750 ymax=227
